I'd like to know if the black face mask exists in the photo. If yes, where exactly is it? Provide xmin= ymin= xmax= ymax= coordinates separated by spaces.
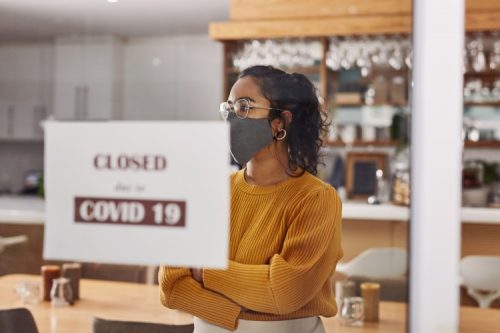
xmin=227 ymin=112 xmax=274 ymax=166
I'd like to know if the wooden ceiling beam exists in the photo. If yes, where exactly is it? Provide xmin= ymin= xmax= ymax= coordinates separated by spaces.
xmin=229 ymin=0 xmax=500 ymax=21
xmin=210 ymin=11 xmax=500 ymax=40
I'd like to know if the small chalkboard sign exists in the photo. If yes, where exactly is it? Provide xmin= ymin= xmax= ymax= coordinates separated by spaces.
xmin=346 ymin=153 xmax=387 ymax=200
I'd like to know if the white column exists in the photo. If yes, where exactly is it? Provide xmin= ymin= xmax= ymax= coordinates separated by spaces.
xmin=410 ymin=0 xmax=464 ymax=332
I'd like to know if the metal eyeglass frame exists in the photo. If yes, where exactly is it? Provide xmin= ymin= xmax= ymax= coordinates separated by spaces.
xmin=219 ymin=98 xmax=283 ymax=120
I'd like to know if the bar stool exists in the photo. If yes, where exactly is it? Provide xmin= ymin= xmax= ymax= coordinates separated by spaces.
xmin=0 ymin=235 xmax=28 ymax=253
xmin=460 ymin=255 xmax=500 ymax=308
xmin=336 ymin=247 xmax=408 ymax=278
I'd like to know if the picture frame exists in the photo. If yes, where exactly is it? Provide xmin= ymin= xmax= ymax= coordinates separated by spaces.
xmin=345 ymin=152 xmax=387 ymax=200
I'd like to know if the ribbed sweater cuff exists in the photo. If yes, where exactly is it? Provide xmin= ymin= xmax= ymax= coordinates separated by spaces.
xmin=203 ymin=261 xmax=279 ymax=313
xmin=203 ymin=264 xmax=232 ymax=294
xmin=169 ymin=278 xmax=241 ymax=330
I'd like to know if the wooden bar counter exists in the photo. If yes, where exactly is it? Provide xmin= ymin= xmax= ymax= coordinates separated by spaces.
xmin=1 ymin=275 xmax=499 ymax=333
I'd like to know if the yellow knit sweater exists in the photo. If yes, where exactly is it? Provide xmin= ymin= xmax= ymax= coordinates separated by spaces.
xmin=159 ymin=170 xmax=343 ymax=331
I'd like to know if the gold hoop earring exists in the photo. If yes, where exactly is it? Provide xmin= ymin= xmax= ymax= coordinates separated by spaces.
xmin=274 ymin=128 xmax=287 ymax=141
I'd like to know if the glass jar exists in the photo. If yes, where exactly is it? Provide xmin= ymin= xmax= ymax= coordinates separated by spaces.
xmin=489 ymin=182 xmax=500 ymax=208
xmin=391 ymin=146 xmax=410 ymax=206
xmin=462 ymin=160 xmax=484 ymax=188
xmin=50 ymin=277 xmax=73 ymax=306
xmin=340 ymin=296 xmax=365 ymax=326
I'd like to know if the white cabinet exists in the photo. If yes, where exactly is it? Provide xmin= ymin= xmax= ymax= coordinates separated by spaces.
xmin=0 ymin=43 xmax=52 ymax=140
xmin=53 ymin=41 xmax=81 ymax=121
xmin=174 ymin=35 xmax=223 ymax=121
xmin=53 ymin=36 xmax=122 ymax=121
xmin=122 ymin=35 xmax=222 ymax=121
xmin=0 ymin=104 xmax=14 ymax=139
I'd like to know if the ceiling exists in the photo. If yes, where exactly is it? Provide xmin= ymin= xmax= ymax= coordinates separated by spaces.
xmin=0 ymin=0 xmax=229 ymax=42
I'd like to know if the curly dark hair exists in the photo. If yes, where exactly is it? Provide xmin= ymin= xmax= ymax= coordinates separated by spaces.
xmin=238 ymin=65 xmax=329 ymax=176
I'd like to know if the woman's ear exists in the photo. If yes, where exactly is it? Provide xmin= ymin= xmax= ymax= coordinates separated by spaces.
xmin=282 ymin=110 xmax=292 ymax=127
xmin=270 ymin=118 xmax=284 ymax=131
xmin=271 ymin=111 xmax=292 ymax=131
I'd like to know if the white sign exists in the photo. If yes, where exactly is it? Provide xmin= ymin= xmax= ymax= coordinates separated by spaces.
xmin=44 ymin=121 xmax=230 ymax=268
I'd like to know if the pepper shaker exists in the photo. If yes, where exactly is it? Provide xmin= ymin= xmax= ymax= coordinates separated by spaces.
xmin=62 ymin=263 xmax=81 ymax=301
xmin=41 ymin=265 xmax=60 ymax=301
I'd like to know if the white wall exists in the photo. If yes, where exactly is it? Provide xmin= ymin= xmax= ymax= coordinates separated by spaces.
xmin=123 ymin=34 xmax=223 ymax=121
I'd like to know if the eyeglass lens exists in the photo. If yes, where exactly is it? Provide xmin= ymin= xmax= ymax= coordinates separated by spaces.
xmin=219 ymin=99 xmax=250 ymax=120
xmin=233 ymin=99 xmax=250 ymax=119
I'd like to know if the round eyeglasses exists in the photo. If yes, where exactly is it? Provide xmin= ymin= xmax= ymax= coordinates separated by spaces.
xmin=219 ymin=98 xmax=282 ymax=120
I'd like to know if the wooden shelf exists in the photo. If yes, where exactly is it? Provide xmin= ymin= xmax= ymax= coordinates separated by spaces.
xmin=332 ymin=101 xmax=499 ymax=108
xmin=464 ymin=102 xmax=500 ymax=107
xmin=331 ymin=102 xmax=408 ymax=107
xmin=324 ymin=140 xmax=500 ymax=149
xmin=329 ymin=102 xmax=498 ymax=107
xmin=464 ymin=71 xmax=500 ymax=77
xmin=0 ymin=138 xmax=43 ymax=143
xmin=228 ymin=0 xmax=500 ymax=22
xmin=225 ymin=66 xmax=320 ymax=74
xmin=225 ymin=67 xmax=241 ymax=74
xmin=288 ymin=66 xmax=321 ymax=74
xmin=327 ymin=67 xmax=412 ymax=77
xmin=464 ymin=140 xmax=500 ymax=148
xmin=325 ymin=140 xmax=400 ymax=147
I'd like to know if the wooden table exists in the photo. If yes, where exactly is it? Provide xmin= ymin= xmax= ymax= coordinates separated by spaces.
xmin=1 ymin=274 xmax=499 ymax=333
xmin=0 ymin=274 xmax=192 ymax=333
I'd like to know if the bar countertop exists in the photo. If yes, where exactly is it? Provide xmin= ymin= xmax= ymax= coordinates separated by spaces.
xmin=0 ymin=196 xmax=45 ymax=225
xmin=0 ymin=196 xmax=499 ymax=225
xmin=342 ymin=201 xmax=500 ymax=224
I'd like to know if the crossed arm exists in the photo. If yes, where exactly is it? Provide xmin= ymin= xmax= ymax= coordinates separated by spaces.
xmin=159 ymin=188 xmax=342 ymax=329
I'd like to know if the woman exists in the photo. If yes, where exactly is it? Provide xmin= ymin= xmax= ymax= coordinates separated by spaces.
xmin=159 ymin=65 xmax=343 ymax=333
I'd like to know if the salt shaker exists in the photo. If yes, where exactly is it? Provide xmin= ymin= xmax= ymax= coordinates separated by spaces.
xmin=62 ymin=263 xmax=81 ymax=301
xmin=361 ymin=282 xmax=380 ymax=322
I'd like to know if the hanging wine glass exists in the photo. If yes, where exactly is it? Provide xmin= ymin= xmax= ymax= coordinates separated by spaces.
xmin=356 ymin=48 xmax=373 ymax=77
xmin=489 ymin=38 xmax=500 ymax=71
xmin=278 ymin=52 xmax=293 ymax=68
xmin=401 ymin=39 xmax=413 ymax=70
xmin=340 ymin=38 xmax=357 ymax=70
xmin=463 ymin=49 xmax=470 ymax=74
xmin=354 ymin=37 xmax=375 ymax=76
xmin=371 ymin=35 xmax=388 ymax=67
xmin=492 ymin=80 xmax=500 ymax=102
xmin=388 ymin=37 xmax=404 ymax=70
xmin=309 ymin=40 xmax=323 ymax=65
xmin=470 ymin=34 xmax=487 ymax=72
xmin=295 ymin=39 xmax=311 ymax=67
xmin=260 ymin=39 xmax=274 ymax=67
xmin=327 ymin=37 xmax=341 ymax=71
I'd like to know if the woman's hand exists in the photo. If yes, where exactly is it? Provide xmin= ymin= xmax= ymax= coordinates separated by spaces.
xmin=191 ymin=268 xmax=203 ymax=283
